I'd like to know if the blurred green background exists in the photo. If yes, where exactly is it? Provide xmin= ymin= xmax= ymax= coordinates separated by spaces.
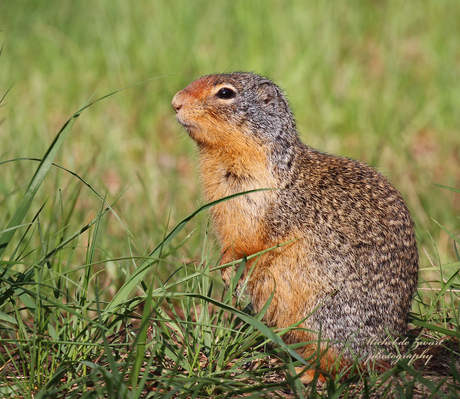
xmin=1 ymin=0 xmax=459 ymax=288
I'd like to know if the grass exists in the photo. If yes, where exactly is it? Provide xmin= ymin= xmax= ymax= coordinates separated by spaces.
xmin=1 ymin=0 xmax=460 ymax=397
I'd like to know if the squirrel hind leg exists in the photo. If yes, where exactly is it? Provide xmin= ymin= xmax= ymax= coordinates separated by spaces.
xmin=294 ymin=344 xmax=352 ymax=384
xmin=295 ymin=367 xmax=326 ymax=384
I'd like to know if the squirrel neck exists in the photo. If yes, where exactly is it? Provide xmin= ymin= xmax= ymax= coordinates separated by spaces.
xmin=197 ymin=143 xmax=277 ymax=201
xmin=196 ymin=127 xmax=305 ymax=191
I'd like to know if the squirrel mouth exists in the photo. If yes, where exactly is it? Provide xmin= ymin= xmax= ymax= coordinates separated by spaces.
xmin=175 ymin=116 xmax=196 ymax=132
xmin=178 ymin=122 xmax=195 ymax=132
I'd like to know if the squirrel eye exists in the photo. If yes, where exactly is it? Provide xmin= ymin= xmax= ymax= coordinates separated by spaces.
xmin=215 ymin=87 xmax=236 ymax=100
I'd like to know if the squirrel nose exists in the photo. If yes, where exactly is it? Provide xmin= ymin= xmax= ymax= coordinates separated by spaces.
xmin=172 ymin=91 xmax=185 ymax=113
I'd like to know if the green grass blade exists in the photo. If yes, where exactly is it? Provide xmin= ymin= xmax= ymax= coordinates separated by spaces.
xmin=0 ymin=83 xmax=13 ymax=106
xmin=0 ymin=112 xmax=80 ymax=259
xmin=411 ymin=317 xmax=460 ymax=338
xmin=0 ymin=311 xmax=17 ymax=324
xmin=130 ymin=277 xmax=154 ymax=390
xmin=434 ymin=184 xmax=460 ymax=194
xmin=432 ymin=218 xmax=460 ymax=245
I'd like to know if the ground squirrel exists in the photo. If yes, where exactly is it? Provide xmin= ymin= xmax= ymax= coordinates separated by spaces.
xmin=172 ymin=72 xmax=419 ymax=382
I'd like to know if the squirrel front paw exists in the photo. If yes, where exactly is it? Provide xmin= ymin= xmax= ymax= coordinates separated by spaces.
xmin=221 ymin=266 xmax=235 ymax=288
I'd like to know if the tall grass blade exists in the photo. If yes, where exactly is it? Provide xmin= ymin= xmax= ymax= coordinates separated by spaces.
xmin=130 ymin=277 xmax=154 ymax=390
xmin=434 ymin=184 xmax=460 ymax=194
xmin=0 ymin=110 xmax=81 ymax=259
xmin=411 ymin=318 xmax=460 ymax=338
xmin=432 ymin=219 xmax=460 ymax=245
xmin=0 ymin=83 xmax=13 ymax=107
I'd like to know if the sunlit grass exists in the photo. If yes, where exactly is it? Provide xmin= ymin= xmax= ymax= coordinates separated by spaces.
xmin=1 ymin=0 xmax=460 ymax=397
xmin=1 ymin=0 xmax=459 ymax=264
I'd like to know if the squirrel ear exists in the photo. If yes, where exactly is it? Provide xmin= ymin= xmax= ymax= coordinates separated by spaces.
xmin=257 ymin=82 xmax=277 ymax=105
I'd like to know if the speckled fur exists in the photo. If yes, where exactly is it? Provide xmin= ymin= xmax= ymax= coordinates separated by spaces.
xmin=172 ymin=72 xmax=419 ymax=381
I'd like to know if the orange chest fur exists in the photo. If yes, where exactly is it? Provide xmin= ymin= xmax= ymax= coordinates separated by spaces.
xmin=198 ymin=143 xmax=277 ymax=258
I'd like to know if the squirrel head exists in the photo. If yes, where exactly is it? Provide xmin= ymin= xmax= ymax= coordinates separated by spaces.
xmin=172 ymin=72 xmax=298 ymax=149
